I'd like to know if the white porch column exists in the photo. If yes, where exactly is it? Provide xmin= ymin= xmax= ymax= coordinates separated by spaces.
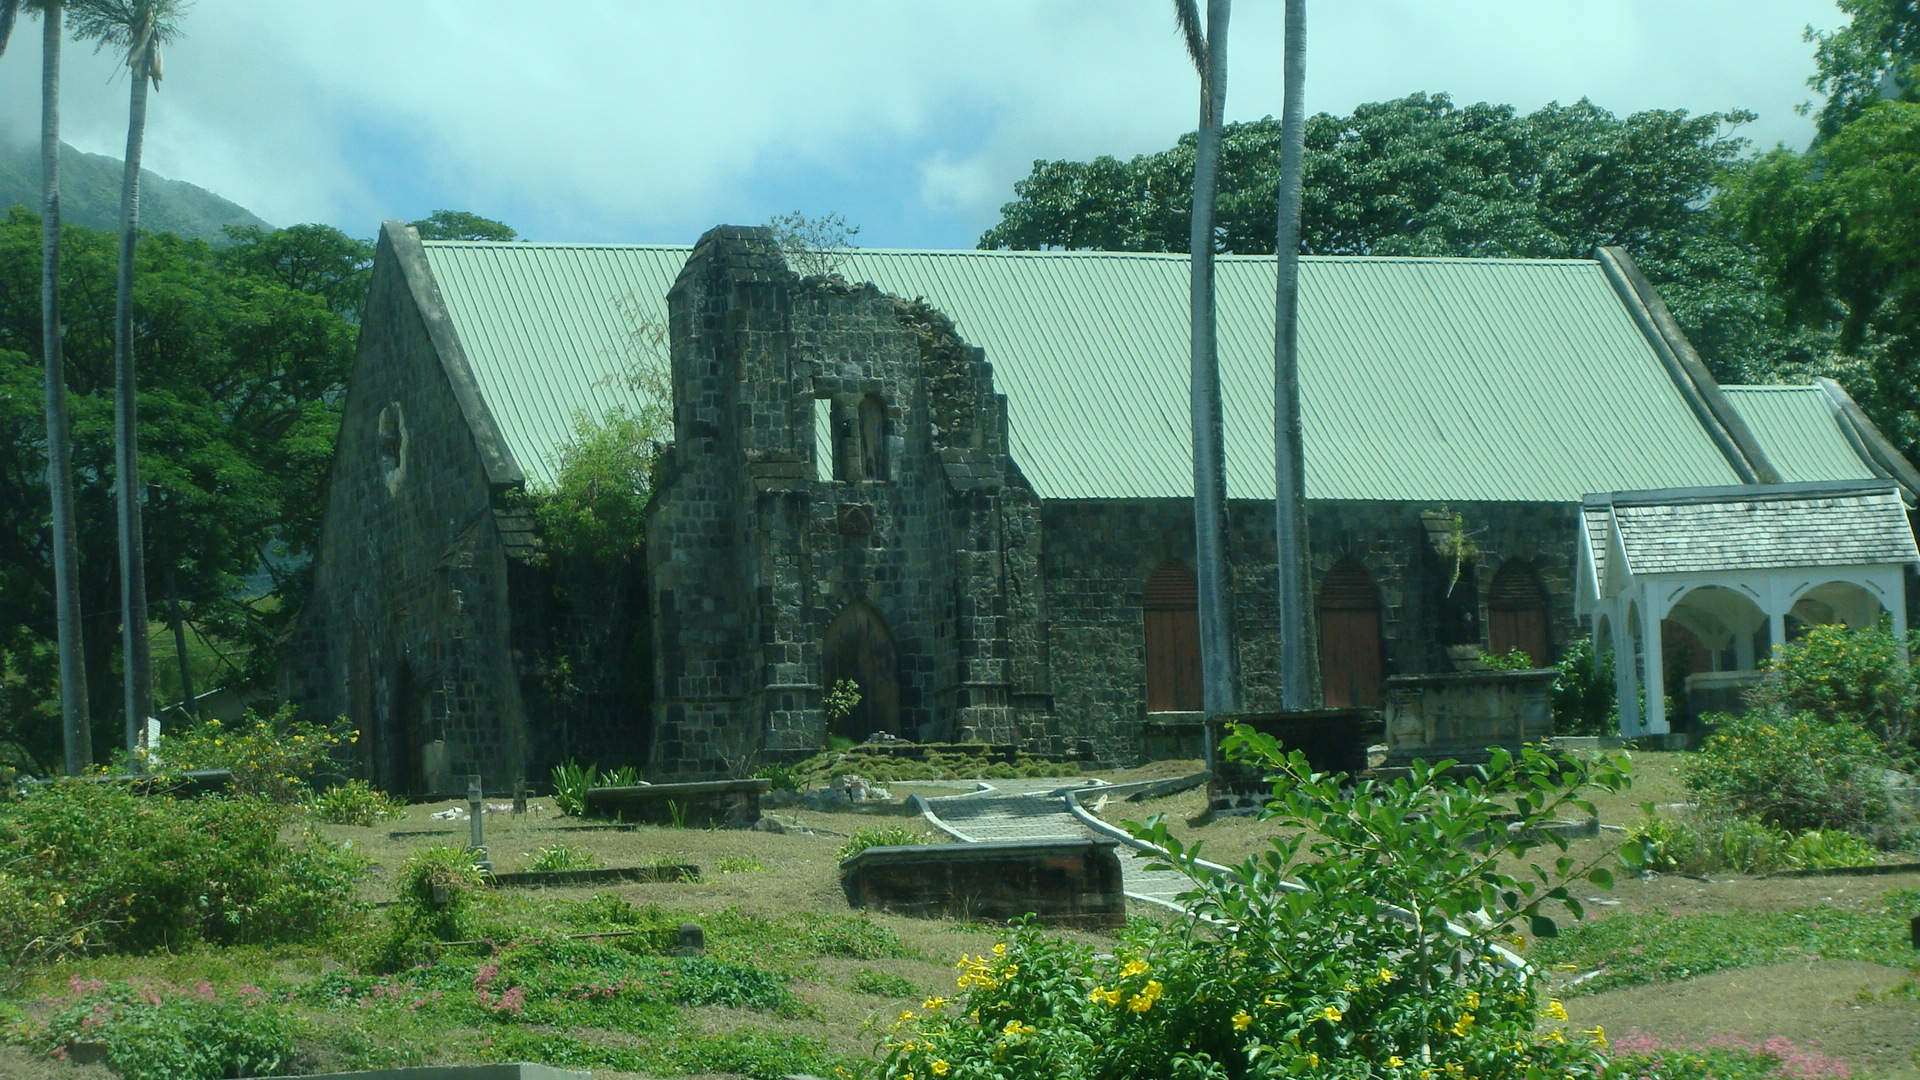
xmin=1642 ymin=599 xmax=1668 ymax=735
xmin=1614 ymin=608 xmax=1639 ymax=736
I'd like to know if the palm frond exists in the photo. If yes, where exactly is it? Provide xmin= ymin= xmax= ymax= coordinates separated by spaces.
xmin=1171 ymin=0 xmax=1207 ymax=77
xmin=0 ymin=0 xmax=18 ymax=61
xmin=67 ymin=0 xmax=186 ymax=59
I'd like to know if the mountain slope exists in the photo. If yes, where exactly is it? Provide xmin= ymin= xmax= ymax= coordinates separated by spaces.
xmin=0 ymin=137 xmax=273 ymax=243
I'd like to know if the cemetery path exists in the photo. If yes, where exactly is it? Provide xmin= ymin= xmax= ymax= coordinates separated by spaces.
xmin=918 ymin=780 xmax=1200 ymax=913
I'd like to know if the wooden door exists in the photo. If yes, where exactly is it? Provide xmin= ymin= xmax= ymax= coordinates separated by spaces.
xmin=1143 ymin=561 xmax=1202 ymax=712
xmin=1318 ymin=558 xmax=1383 ymax=707
xmin=823 ymin=601 xmax=900 ymax=740
xmin=1487 ymin=561 xmax=1550 ymax=665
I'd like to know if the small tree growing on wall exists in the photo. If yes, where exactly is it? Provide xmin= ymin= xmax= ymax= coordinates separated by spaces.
xmin=767 ymin=210 xmax=860 ymax=279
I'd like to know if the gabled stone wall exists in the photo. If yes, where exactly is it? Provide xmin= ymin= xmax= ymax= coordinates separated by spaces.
xmin=282 ymin=223 xmax=530 ymax=794
xmin=645 ymin=227 xmax=1051 ymax=778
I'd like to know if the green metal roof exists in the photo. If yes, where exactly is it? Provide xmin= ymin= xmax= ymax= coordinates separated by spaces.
xmin=421 ymin=241 xmax=1751 ymax=500
xmin=1720 ymin=385 xmax=1879 ymax=485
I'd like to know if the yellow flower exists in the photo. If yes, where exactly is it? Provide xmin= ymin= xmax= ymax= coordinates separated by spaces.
xmin=1262 ymin=994 xmax=1285 ymax=1008
xmin=1318 ymin=1004 xmax=1343 ymax=1023
xmin=992 ymin=943 xmax=1007 ymax=955
xmin=1451 ymin=1014 xmax=1476 ymax=1037
xmin=898 ymin=1010 xmax=916 ymax=1023
xmin=1142 ymin=980 xmax=1164 ymax=1002
xmin=923 ymin=996 xmax=948 ymax=1010
xmin=1542 ymin=1029 xmax=1566 ymax=1044
xmin=1090 ymin=986 xmax=1122 ymax=1007
xmin=1127 ymin=993 xmax=1154 ymax=1013
xmin=1001 ymin=1019 xmax=1036 ymax=1038
xmin=1463 ymin=991 xmax=1481 ymax=1010
xmin=1308 ymin=1054 xmax=1320 ymax=1068
xmin=1376 ymin=967 xmax=1398 ymax=984
xmin=931 ymin=1061 xmax=950 ymax=1077
xmin=1584 ymin=1025 xmax=1608 ymax=1049
xmin=1121 ymin=958 xmax=1151 ymax=977
xmin=1544 ymin=999 xmax=1568 ymax=1022
xmin=1232 ymin=1010 xmax=1253 ymax=1031
xmin=1388 ymin=1057 xmax=1406 ymax=1068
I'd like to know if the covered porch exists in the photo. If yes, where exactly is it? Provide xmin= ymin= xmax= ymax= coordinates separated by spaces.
xmin=1576 ymin=481 xmax=1918 ymax=735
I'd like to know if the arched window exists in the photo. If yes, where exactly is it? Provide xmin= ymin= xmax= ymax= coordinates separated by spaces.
xmin=1143 ymin=561 xmax=1202 ymax=712
xmin=1318 ymin=557 xmax=1384 ymax=707
xmin=822 ymin=601 xmax=900 ymax=740
xmin=1487 ymin=561 xmax=1550 ymax=666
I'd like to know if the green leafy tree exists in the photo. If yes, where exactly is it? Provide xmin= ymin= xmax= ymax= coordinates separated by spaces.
xmin=409 ymin=209 xmax=517 ymax=242
xmin=1807 ymin=0 xmax=1920 ymax=139
xmin=0 ymin=212 xmax=358 ymax=771
xmin=766 ymin=210 xmax=859 ymax=278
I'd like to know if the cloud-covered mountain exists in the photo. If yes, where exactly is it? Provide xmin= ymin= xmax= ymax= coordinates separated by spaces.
xmin=0 ymin=136 xmax=271 ymax=244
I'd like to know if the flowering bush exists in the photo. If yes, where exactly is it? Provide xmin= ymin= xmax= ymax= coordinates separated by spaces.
xmin=27 ymin=976 xmax=299 ymax=1080
xmin=156 ymin=705 xmax=353 ymax=802
xmin=1750 ymin=620 xmax=1918 ymax=757
xmin=1684 ymin=712 xmax=1895 ymax=834
xmin=878 ymin=735 xmax=1644 ymax=1079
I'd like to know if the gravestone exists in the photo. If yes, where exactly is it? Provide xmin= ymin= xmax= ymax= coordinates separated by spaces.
xmin=584 ymin=778 xmax=769 ymax=827
xmin=1381 ymin=669 xmax=1555 ymax=769
xmin=840 ymin=837 xmax=1125 ymax=928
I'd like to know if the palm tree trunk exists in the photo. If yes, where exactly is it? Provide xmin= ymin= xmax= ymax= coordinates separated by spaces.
xmin=1273 ymin=0 xmax=1313 ymax=709
xmin=113 ymin=45 xmax=154 ymax=762
xmin=41 ymin=0 xmax=91 ymax=775
xmin=1190 ymin=0 xmax=1240 ymax=720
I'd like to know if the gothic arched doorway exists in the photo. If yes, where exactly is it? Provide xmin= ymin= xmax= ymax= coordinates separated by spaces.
xmin=1488 ymin=560 xmax=1551 ymax=665
xmin=1318 ymin=557 xmax=1384 ymax=707
xmin=1143 ymin=560 xmax=1202 ymax=712
xmin=822 ymin=601 xmax=900 ymax=741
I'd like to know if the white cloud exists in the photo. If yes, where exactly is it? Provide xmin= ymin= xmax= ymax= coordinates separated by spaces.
xmin=0 ymin=0 xmax=1850 ymax=247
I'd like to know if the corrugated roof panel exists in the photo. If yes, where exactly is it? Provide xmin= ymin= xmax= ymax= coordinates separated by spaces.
xmin=420 ymin=242 xmax=1749 ymax=501
xmin=1721 ymin=385 xmax=1878 ymax=485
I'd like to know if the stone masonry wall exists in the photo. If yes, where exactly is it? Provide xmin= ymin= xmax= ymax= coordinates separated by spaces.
xmin=646 ymin=227 xmax=1049 ymax=778
xmin=1042 ymin=498 xmax=1583 ymax=763
xmin=283 ymin=223 xmax=529 ymax=794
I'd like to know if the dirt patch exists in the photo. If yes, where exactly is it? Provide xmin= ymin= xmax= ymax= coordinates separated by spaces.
xmin=1559 ymin=961 xmax=1920 ymax=1079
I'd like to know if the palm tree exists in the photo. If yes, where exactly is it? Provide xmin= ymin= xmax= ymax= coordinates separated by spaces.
xmin=12 ymin=0 xmax=93 ymax=773
xmin=1273 ymin=0 xmax=1311 ymax=708
xmin=0 ymin=0 xmax=19 ymax=57
xmin=71 ymin=0 xmax=186 ymax=760
xmin=1174 ymin=0 xmax=1242 ymax=722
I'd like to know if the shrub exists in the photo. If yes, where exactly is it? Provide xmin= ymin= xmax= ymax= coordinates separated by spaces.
xmin=1685 ymin=711 xmax=1896 ymax=833
xmin=1553 ymin=637 xmax=1618 ymax=736
xmin=838 ymin=826 xmax=931 ymax=861
xmin=33 ymin=979 xmax=299 ymax=1080
xmin=1751 ymin=620 xmax=1917 ymax=755
xmin=880 ymin=735 xmax=1639 ymax=1079
xmin=1785 ymin=827 xmax=1881 ymax=869
xmin=154 ymin=705 xmax=353 ymax=802
xmin=308 ymin=779 xmax=404 ymax=826
xmin=0 ymin=781 xmax=366 ymax=959
xmin=551 ymin=761 xmax=596 ymax=817
xmin=525 ymin=844 xmax=603 ymax=873
xmin=754 ymin=763 xmax=803 ymax=791
xmin=367 ymin=845 xmax=490 ymax=972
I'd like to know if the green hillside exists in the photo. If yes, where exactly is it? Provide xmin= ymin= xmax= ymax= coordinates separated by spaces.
xmin=0 ymin=136 xmax=272 ymax=243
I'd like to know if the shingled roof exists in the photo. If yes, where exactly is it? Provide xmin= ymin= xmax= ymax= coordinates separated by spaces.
xmin=1582 ymin=481 xmax=1919 ymax=591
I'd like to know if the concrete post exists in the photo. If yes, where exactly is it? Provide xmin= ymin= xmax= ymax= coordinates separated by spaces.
xmin=467 ymin=774 xmax=491 ymax=873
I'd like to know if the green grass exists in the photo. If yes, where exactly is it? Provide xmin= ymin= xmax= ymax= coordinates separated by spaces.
xmin=1533 ymin=888 xmax=1920 ymax=996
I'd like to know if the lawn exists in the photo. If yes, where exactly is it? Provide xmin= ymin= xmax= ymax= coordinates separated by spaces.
xmin=1 ymin=750 xmax=1916 ymax=1079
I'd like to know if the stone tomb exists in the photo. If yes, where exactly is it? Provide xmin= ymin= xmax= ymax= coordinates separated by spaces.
xmin=583 ymin=778 xmax=769 ymax=827
xmin=1207 ymin=708 xmax=1383 ymax=812
xmin=1381 ymin=669 xmax=1556 ymax=768
xmin=840 ymin=837 xmax=1126 ymax=928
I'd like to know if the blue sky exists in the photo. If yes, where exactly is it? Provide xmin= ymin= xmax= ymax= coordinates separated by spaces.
xmin=0 ymin=1 xmax=1852 ymax=249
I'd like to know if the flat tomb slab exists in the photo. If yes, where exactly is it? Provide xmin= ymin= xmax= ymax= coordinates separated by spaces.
xmin=260 ymin=1063 xmax=589 ymax=1080
xmin=840 ymin=838 xmax=1125 ymax=929
xmin=491 ymin=864 xmax=698 ymax=887
xmin=584 ymin=779 xmax=769 ymax=827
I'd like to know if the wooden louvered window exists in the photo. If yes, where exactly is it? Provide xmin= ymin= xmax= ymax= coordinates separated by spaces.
xmin=1143 ymin=561 xmax=1202 ymax=713
xmin=1318 ymin=557 xmax=1384 ymax=707
xmin=1487 ymin=561 xmax=1550 ymax=666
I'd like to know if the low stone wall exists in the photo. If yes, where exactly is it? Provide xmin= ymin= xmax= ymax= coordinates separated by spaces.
xmin=1382 ymin=669 xmax=1555 ymax=767
xmin=584 ymin=779 xmax=769 ymax=827
xmin=1207 ymin=709 xmax=1382 ymax=811
xmin=840 ymin=838 xmax=1126 ymax=928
